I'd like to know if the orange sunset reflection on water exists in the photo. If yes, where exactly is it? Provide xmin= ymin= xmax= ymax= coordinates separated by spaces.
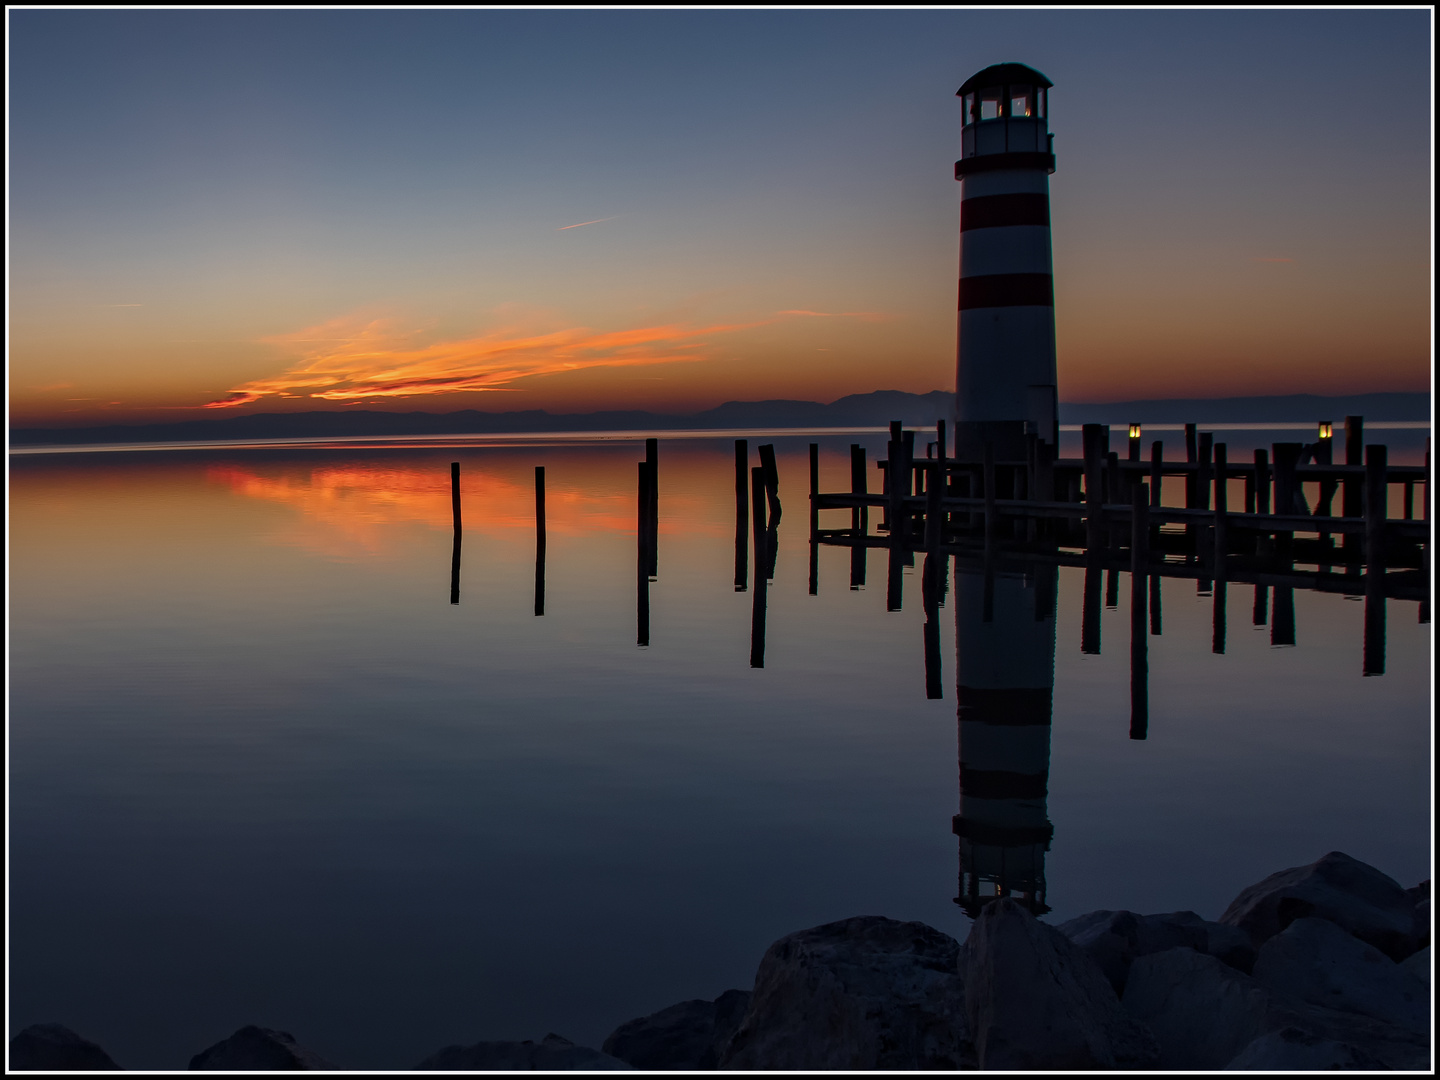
xmin=204 ymin=453 xmax=730 ymax=561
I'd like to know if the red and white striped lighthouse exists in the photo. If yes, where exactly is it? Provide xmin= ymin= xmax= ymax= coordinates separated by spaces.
xmin=953 ymin=63 xmax=1058 ymax=462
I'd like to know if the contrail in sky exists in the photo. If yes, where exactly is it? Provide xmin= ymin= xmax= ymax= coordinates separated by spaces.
xmin=555 ymin=216 xmax=618 ymax=230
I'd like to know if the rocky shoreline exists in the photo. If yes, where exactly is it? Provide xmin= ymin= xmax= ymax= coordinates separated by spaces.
xmin=11 ymin=851 xmax=1430 ymax=1071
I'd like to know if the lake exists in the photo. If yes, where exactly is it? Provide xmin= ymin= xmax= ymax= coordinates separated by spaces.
xmin=8 ymin=429 xmax=1431 ymax=1069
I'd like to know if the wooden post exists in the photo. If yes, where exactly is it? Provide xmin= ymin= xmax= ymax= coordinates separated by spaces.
xmin=758 ymin=443 xmax=781 ymax=527
xmin=1128 ymin=424 xmax=1141 ymax=462
xmin=1342 ymin=415 xmax=1363 ymax=562
xmin=645 ymin=439 xmax=659 ymax=578
xmin=750 ymin=467 xmax=768 ymax=667
xmin=1130 ymin=482 xmax=1149 ymax=739
xmin=450 ymin=461 xmax=462 ymax=605
xmin=1254 ymin=448 xmax=1270 ymax=515
xmin=534 ymin=466 xmax=545 ymax=617
xmin=1365 ymin=444 xmax=1387 ymax=570
xmin=936 ymin=418 xmax=949 ymax=534
xmin=1036 ymin=437 xmax=1054 ymax=504
xmin=450 ymin=461 xmax=462 ymax=531
xmin=1184 ymin=423 xmax=1198 ymax=507
xmin=1197 ymin=433 xmax=1213 ymax=511
xmin=734 ymin=440 xmax=749 ymax=592
xmin=1213 ymin=442 xmax=1228 ymax=575
xmin=1149 ymin=440 xmax=1163 ymax=509
xmin=849 ymin=443 xmax=867 ymax=590
xmin=1083 ymin=424 xmax=1103 ymax=551
xmin=808 ymin=443 xmax=819 ymax=596
xmin=638 ymin=461 xmax=651 ymax=647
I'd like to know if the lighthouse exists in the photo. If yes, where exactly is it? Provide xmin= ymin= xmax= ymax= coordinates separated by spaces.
xmin=952 ymin=564 xmax=1056 ymax=917
xmin=953 ymin=63 xmax=1058 ymax=462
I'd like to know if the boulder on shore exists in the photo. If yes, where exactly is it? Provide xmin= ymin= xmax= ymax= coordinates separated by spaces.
xmin=416 ymin=1032 xmax=628 ymax=1070
xmin=9 ymin=1024 xmax=122 ymax=1071
xmin=1223 ymin=1026 xmax=1390 ymax=1070
xmin=189 ymin=1025 xmax=334 ymax=1070
xmin=1251 ymin=916 xmax=1430 ymax=1033
xmin=1400 ymin=944 xmax=1430 ymax=985
xmin=961 ymin=898 xmax=1159 ymax=1070
xmin=717 ymin=915 xmax=971 ymax=1070
xmin=1123 ymin=945 xmax=1429 ymax=1070
xmin=601 ymin=989 xmax=749 ymax=1069
xmin=1055 ymin=908 xmax=1253 ymax=995
xmin=1219 ymin=851 xmax=1420 ymax=961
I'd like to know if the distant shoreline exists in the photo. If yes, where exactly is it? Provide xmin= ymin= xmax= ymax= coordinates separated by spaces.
xmin=9 ymin=390 xmax=1431 ymax=449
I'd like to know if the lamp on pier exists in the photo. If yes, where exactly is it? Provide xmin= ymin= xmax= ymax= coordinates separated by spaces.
xmin=1128 ymin=423 xmax=1142 ymax=461
xmin=1318 ymin=420 xmax=1333 ymax=441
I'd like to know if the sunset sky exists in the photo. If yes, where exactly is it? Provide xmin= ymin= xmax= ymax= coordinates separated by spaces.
xmin=8 ymin=9 xmax=1432 ymax=428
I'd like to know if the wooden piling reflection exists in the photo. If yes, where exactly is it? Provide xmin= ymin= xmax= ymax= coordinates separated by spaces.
xmin=1081 ymin=551 xmax=1102 ymax=655
xmin=750 ymin=466 xmax=768 ymax=668
xmin=1271 ymin=586 xmax=1296 ymax=647
xmin=808 ymin=443 xmax=819 ymax=596
xmin=1130 ymin=485 xmax=1149 ymax=739
xmin=923 ymin=553 xmax=943 ymax=699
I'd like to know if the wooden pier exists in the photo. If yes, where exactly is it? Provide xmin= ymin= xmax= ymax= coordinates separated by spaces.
xmin=809 ymin=416 xmax=1430 ymax=605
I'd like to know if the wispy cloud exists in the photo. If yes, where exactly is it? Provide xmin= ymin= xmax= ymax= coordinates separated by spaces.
xmin=556 ymin=216 xmax=618 ymax=231
xmin=202 ymin=311 xmax=769 ymax=410
xmin=776 ymin=309 xmax=892 ymax=322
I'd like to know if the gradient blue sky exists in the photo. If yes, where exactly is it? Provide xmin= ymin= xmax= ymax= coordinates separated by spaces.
xmin=8 ymin=9 xmax=1432 ymax=425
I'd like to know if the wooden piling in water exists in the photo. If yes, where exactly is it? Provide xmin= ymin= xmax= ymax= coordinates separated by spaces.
xmin=1254 ymin=448 xmax=1270 ymax=515
xmin=808 ymin=443 xmax=819 ymax=595
xmin=1149 ymin=573 xmax=1162 ymax=636
xmin=1272 ymin=586 xmax=1296 ymax=647
xmin=1197 ymin=433 xmax=1213 ymax=512
xmin=758 ymin=443 xmax=782 ymax=527
xmin=734 ymin=440 xmax=749 ymax=592
xmin=1343 ymin=415 xmax=1364 ymax=561
xmin=451 ymin=461 xmax=462 ymax=531
xmin=646 ymin=439 xmax=659 ymax=577
xmin=450 ymin=461 xmax=462 ymax=605
xmin=1213 ymin=442 xmax=1228 ymax=577
xmin=1363 ymin=445 xmax=1387 ymax=678
xmin=1185 ymin=423 xmax=1198 ymax=507
xmin=534 ymin=466 xmax=545 ymax=617
xmin=1081 ymin=551 xmax=1102 ymax=655
xmin=637 ymin=461 xmax=650 ymax=646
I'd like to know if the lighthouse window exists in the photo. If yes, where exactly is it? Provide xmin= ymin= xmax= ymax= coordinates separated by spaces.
xmin=964 ymin=93 xmax=976 ymax=125
xmin=979 ymin=89 xmax=1002 ymax=120
xmin=1036 ymin=88 xmax=1046 ymax=118
xmin=1008 ymin=86 xmax=1033 ymax=118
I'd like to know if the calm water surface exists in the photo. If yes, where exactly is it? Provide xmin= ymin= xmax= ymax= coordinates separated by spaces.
xmin=9 ymin=433 xmax=1432 ymax=1069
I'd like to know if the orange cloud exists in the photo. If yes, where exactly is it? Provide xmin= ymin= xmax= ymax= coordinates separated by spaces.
xmin=775 ymin=309 xmax=893 ymax=322
xmin=203 ymin=313 xmax=771 ymax=409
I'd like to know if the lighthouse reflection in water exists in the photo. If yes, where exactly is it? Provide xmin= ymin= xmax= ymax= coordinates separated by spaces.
xmin=953 ymin=564 xmax=1056 ymax=917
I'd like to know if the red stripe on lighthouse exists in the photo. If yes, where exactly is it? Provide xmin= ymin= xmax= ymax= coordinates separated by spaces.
xmin=958 ymin=273 xmax=1054 ymax=310
xmin=961 ymin=193 xmax=1050 ymax=231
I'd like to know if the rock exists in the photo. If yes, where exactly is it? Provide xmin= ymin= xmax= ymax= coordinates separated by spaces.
xmin=717 ymin=915 xmax=971 ymax=1070
xmin=1416 ymin=897 xmax=1431 ymax=949
xmin=1400 ymin=945 xmax=1430 ymax=985
xmin=1223 ymin=1026 xmax=1390 ymax=1070
xmin=602 ymin=989 xmax=749 ymax=1069
xmin=1055 ymin=909 xmax=1212 ymax=995
xmin=961 ymin=898 xmax=1158 ymax=1070
xmin=1219 ymin=851 xmax=1420 ymax=960
xmin=1123 ymin=946 xmax=1429 ymax=1070
xmin=189 ymin=1026 xmax=335 ymax=1070
xmin=9 ymin=1024 xmax=122 ymax=1070
xmin=1407 ymin=880 xmax=1430 ymax=903
xmin=416 ymin=1033 xmax=630 ymax=1070
xmin=1252 ymin=917 xmax=1430 ymax=1034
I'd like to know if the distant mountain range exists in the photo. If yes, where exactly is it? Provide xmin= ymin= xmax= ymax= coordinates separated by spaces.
xmin=9 ymin=390 xmax=1430 ymax=446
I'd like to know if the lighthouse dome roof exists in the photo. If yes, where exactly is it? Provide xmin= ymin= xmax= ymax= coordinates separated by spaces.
xmin=957 ymin=63 xmax=1053 ymax=97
